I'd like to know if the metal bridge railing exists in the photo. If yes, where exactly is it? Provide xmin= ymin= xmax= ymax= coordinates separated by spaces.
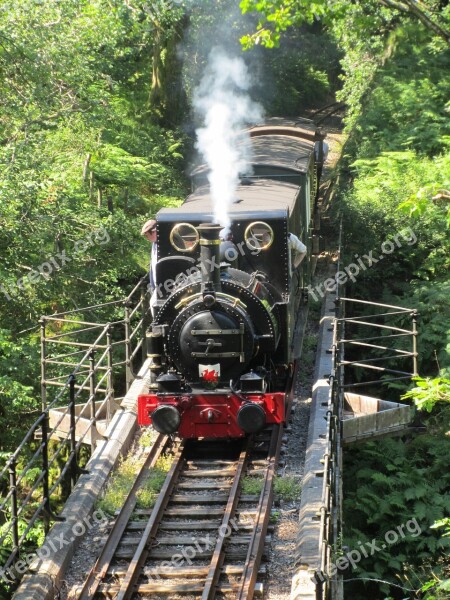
xmin=312 ymin=215 xmax=418 ymax=599
xmin=0 ymin=277 xmax=150 ymax=583
xmin=312 ymin=311 xmax=343 ymax=600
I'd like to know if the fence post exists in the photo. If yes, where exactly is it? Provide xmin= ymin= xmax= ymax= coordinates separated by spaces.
xmin=106 ymin=326 xmax=114 ymax=423
xmin=69 ymin=374 xmax=77 ymax=490
xmin=41 ymin=408 xmax=64 ymax=529
xmin=89 ymin=350 xmax=96 ymax=453
xmin=412 ymin=310 xmax=418 ymax=377
xmin=8 ymin=458 xmax=20 ymax=563
xmin=124 ymin=302 xmax=133 ymax=391
xmin=40 ymin=318 xmax=47 ymax=411
xmin=141 ymin=280 xmax=148 ymax=363
xmin=41 ymin=412 xmax=51 ymax=533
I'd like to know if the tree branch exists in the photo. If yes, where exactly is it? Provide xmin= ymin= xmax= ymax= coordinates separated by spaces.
xmin=378 ymin=0 xmax=450 ymax=44
xmin=378 ymin=0 xmax=411 ymax=14
xmin=402 ymin=0 xmax=450 ymax=44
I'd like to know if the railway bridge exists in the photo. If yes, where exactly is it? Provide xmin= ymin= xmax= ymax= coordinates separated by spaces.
xmin=0 ymin=273 xmax=417 ymax=599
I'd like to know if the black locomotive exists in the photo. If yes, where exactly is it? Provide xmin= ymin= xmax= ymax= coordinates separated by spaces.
xmin=138 ymin=118 xmax=323 ymax=438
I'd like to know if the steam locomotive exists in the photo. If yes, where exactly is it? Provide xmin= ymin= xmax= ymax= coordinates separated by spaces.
xmin=138 ymin=118 xmax=323 ymax=438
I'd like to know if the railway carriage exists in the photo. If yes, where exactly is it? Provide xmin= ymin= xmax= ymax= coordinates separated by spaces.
xmin=138 ymin=119 xmax=322 ymax=438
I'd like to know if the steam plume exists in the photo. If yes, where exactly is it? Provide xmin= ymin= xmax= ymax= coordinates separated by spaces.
xmin=194 ymin=48 xmax=263 ymax=226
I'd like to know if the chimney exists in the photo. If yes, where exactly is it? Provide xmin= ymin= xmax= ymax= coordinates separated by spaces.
xmin=197 ymin=223 xmax=222 ymax=293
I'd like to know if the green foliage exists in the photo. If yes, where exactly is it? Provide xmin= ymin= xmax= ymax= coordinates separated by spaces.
xmin=342 ymin=42 xmax=450 ymax=375
xmin=337 ymin=22 xmax=450 ymax=598
xmin=342 ymin=27 xmax=450 ymax=155
xmin=0 ymin=0 xmax=188 ymax=453
xmin=241 ymin=475 xmax=264 ymax=495
xmin=0 ymin=330 xmax=39 ymax=448
xmin=274 ymin=475 xmax=301 ymax=501
xmin=343 ymin=436 xmax=450 ymax=598
xmin=256 ymin=28 xmax=341 ymax=114
xmin=402 ymin=377 xmax=450 ymax=412
xmin=240 ymin=0 xmax=329 ymax=49
xmin=240 ymin=0 xmax=450 ymax=50
xmin=418 ymin=518 xmax=450 ymax=598
xmin=98 ymin=452 xmax=171 ymax=515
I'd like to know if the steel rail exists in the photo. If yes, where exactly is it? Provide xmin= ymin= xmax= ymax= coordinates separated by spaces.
xmin=236 ymin=424 xmax=284 ymax=598
xmin=45 ymin=299 xmax=123 ymax=319
xmin=78 ymin=433 xmax=169 ymax=600
xmin=201 ymin=438 xmax=252 ymax=600
xmin=339 ymin=361 xmax=412 ymax=376
xmin=44 ymin=359 xmax=105 ymax=369
xmin=43 ymin=324 xmax=105 ymax=340
xmin=341 ymin=375 xmax=413 ymax=388
xmin=116 ymin=442 xmax=187 ymax=600
xmin=338 ymin=332 xmax=411 ymax=343
xmin=337 ymin=309 xmax=412 ymax=320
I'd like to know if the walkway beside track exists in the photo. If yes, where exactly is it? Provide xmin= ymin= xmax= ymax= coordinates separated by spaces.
xmin=13 ymin=359 xmax=153 ymax=600
xmin=291 ymin=273 xmax=343 ymax=600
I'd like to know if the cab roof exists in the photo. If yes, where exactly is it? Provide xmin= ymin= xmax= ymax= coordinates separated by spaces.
xmin=157 ymin=179 xmax=300 ymax=222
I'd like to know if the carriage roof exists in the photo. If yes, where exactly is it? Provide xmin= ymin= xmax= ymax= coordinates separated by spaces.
xmin=191 ymin=118 xmax=316 ymax=183
xmin=249 ymin=134 xmax=314 ymax=174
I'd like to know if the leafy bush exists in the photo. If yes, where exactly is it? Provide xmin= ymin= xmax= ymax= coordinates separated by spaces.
xmin=343 ymin=436 xmax=450 ymax=598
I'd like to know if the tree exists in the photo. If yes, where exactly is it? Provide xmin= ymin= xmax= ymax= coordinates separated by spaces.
xmin=0 ymin=0 xmax=188 ymax=450
xmin=240 ymin=0 xmax=450 ymax=48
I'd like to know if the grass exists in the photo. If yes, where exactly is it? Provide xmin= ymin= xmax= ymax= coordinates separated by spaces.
xmin=138 ymin=429 xmax=157 ymax=448
xmin=274 ymin=475 xmax=301 ymax=502
xmin=97 ymin=450 xmax=173 ymax=515
xmin=241 ymin=474 xmax=301 ymax=502
xmin=136 ymin=455 xmax=171 ymax=508
xmin=97 ymin=459 xmax=136 ymax=515
xmin=241 ymin=475 xmax=264 ymax=495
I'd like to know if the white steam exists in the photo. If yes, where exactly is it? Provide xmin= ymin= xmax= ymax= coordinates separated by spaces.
xmin=194 ymin=49 xmax=264 ymax=227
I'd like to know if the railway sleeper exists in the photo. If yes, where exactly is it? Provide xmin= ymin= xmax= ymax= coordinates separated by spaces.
xmin=126 ymin=520 xmax=274 ymax=532
xmin=107 ymin=564 xmax=267 ymax=579
xmin=115 ymin=534 xmax=272 ymax=546
xmin=168 ymin=493 xmax=260 ymax=504
xmin=181 ymin=468 xmax=239 ymax=477
xmin=92 ymin=581 xmax=264 ymax=596
xmin=176 ymin=481 xmax=233 ymax=489
xmin=115 ymin=544 xmax=270 ymax=560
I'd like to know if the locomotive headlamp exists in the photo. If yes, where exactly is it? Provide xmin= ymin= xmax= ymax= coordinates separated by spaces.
xmin=156 ymin=372 xmax=182 ymax=393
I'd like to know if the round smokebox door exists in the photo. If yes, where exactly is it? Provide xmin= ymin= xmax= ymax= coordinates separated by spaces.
xmin=171 ymin=308 xmax=254 ymax=381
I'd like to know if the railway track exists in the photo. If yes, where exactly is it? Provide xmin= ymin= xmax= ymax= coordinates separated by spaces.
xmin=77 ymin=424 xmax=284 ymax=599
